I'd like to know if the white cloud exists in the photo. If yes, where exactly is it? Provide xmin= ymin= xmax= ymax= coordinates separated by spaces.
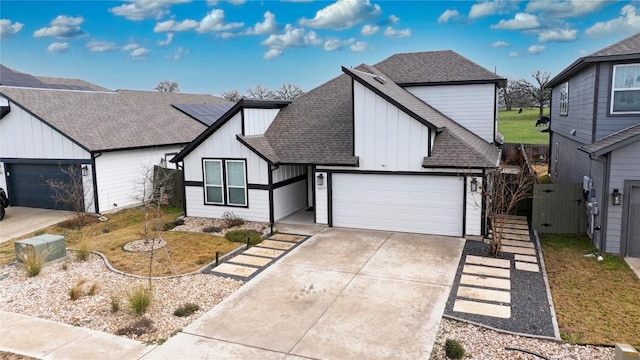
xmin=0 ymin=19 xmax=24 ymax=40
xmin=130 ymin=47 xmax=150 ymax=59
xmin=538 ymin=28 xmax=577 ymax=42
xmin=154 ymin=19 xmax=198 ymax=32
xmin=228 ymin=0 xmax=246 ymax=5
xmin=206 ymin=0 xmax=218 ymax=5
xmin=528 ymin=44 xmax=545 ymax=54
xmin=491 ymin=41 xmax=510 ymax=47
xmin=360 ymin=24 xmax=379 ymax=35
xmin=350 ymin=41 xmax=369 ymax=52
xmin=109 ymin=0 xmax=190 ymax=21
xmin=585 ymin=4 xmax=640 ymax=37
xmin=388 ymin=15 xmax=399 ymax=25
xmin=197 ymin=9 xmax=244 ymax=32
xmin=263 ymin=48 xmax=282 ymax=60
xmin=87 ymin=40 xmax=118 ymax=52
xmin=158 ymin=33 xmax=174 ymax=46
xmin=34 ymin=15 xmax=85 ymax=39
xmin=438 ymin=9 xmax=461 ymax=23
xmin=261 ymin=24 xmax=322 ymax=59
xmin=323 ymin=37 xmax=356 ymax=51
xmin=122 ymin=43 xmax=139 ymax=51
xmin=167 ymin=46 xmax=189 ymax=60
xmin=299 ymin=0 xmax=382 ymax=30
xmin=491 ymin=13 xmax=540 ymax=30
xmin=383 ymin=26 xmax=411 ymax=38
xmin=526 ymin=0 xmax=609 ymax=18
xmin=47 ymin=42 xmax=69 ymax=53
xmin=469 ymin=0 xmax=512 ymax=19
xmin=248 ymin=11 xmax=278 ymax=35
xmin=508 ymin=51 xmax=521 ymax=57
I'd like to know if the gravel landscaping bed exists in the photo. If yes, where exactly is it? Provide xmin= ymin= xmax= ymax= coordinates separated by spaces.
xmin=0 ymin=252 xmax=243 ymax=344
xmin=172 ymin=216 xmax=267 ymax=237
xmin=430 ymin=318 xmax=614 ymax=359
xmin=445 ymin=238 xmax=556 ymax=337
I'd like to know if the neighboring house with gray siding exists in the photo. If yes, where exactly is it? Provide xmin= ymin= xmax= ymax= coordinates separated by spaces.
xmin=548 ymin=32 xmax=640 ymax=256
xmin=0 ymin=65 xmax=231 ymax=213
xmin=173 ymin=51 xmax=505 ymax=238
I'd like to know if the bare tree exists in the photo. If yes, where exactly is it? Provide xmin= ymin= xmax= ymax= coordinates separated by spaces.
xmin=499 ymin=77 xmax=531 ymax=111
xmin=45 ymin=165 xmax=92 ymax=228
xmin=517 ymin=70 xmax=551 ymax=117
xmin=275 ymin=83 xmax=304 ymax=100
xmin=220 ymin=89 xmax=243 ymax=102
xmin=154 ymin=80 xmax=180 ymax=93
xmin=482 ymin=158 xmax=536 ymax=255
xmin=246 ymin=84 xmax=275 ymax=99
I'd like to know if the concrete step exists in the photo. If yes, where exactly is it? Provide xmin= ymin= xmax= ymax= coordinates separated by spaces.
xmin=453 ymin=299 xmax=511 ymax=318
xmin=462 ymin=264 xmax=510 ymax=279
xmin=501 ymin=246 xmax=536 ymax=256
xmin=243 ymin=247 xmax=285 ymax=258
xmin=457 ymin=286 xmax=511 ymax=304
xmin=269 ymin=234 xmax=306 ymax=242
xmin=212 ymin=263 xmax=258 ymax=278
xmin=465 ymin=255 xmax=510 ymax=269
xmin=515 ymin=261 xmax=540 ymax=272
xmin=502 ymin=239 xmax=534 ymax=248
xmin=258 ymin=240 xmax=296 ymax=250
xmin=460 ymin=274 xmax=511 ymax=290
xmin=228 ymin=254 xmax=272 ymax=267
xmin=514 ymin=254 xmax=537 ymax=263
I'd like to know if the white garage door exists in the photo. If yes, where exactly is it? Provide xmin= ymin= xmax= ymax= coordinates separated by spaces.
xmin=332 ymin=174 xmax=464 ymax=236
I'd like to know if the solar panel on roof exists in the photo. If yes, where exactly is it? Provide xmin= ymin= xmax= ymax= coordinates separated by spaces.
xmin=173 ymin=103 xmax=233 ymax=126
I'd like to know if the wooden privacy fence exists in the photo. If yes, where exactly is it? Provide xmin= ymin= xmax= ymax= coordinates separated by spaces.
xmin=532 ymin=183 xmax=587 ymax=233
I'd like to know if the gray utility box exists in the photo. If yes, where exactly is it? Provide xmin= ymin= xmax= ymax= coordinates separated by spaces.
xmin=15 ymin=234 xmax=66 ymax=265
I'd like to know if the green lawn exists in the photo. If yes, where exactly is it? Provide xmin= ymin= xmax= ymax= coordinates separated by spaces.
xmin=498 ymin=108 xmax=549 ymax=144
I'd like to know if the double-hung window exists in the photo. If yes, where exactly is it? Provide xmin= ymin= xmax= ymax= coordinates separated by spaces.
xmin=611 ymin=64 xmax=640 ymax=114
xmin=203 ymin=159 xmax=247 ymax=206
xmin=559 ymin=82 xmax=569 ymax=116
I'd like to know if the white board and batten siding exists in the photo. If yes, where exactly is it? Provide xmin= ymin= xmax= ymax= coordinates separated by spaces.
xmin=243 ymin=108 xmax=280 ymax=136
xmin=273 ymin=165 xmax=308 ymax=220
xmin=94 ymin=146 xmax=182 ymax=213
xmin=182 ymin=112 xmax=271 ymax=223
xmin=605 ymin=140 xmax=640 ymax=253
xmin=407 ymin=84 xmax=496 ymax=143
xmin=314 ymin=171 xmax=329 ymax=224
xmin=353 ymin=82 xmax=431 ymax=172
xmin=0 ymin=102 xmax=90 ymax=160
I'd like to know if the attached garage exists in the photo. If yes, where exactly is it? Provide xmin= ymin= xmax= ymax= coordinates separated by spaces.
xmin=331 ymin=174 xmax=464 ymax=236
xmin=5 ymin=163 xmax=80 ymax=210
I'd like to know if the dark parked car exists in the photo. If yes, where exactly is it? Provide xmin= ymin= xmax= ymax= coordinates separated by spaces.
xmin=0 ymin=187 xmax=8 ymax=220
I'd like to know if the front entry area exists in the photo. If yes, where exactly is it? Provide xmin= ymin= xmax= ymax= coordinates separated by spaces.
xmin=331 ymin=173 xmax=464 ymax=236
xmin=624 ymin=184 xmax=640 ymax=257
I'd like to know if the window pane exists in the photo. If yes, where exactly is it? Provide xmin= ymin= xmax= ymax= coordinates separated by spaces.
xmin=614 ymin=66 xmax=626 ymax=89
xmin=612 ymin=90 xmax=640 ymax=113
xmin=206 ymin=186 xmax=223 ymax=203
xmin=228 ymin=187 xmax=246 ymax=205
xmin=204 ymin=161 xmax=222 ymax=186
xmin=226 ymin=161 xmax=245 ymax=187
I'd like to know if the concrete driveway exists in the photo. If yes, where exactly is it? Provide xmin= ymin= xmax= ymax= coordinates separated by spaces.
xmin=0 ymin=207 xmax=73 ymax=243
xmin=144 ymin=227 xmax=465 ymax=360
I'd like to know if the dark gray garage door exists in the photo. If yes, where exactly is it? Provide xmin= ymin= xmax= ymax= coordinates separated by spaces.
xmin=6 ymin=163 xmax=81 ymax=210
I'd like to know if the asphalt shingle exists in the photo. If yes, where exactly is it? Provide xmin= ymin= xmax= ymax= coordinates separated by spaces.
xmin=579 ymin=123 xmax=640 ymax=156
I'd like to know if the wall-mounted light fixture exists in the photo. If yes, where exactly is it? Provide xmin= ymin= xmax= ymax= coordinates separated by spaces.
xmin=470 ymin=177 xmax=478 ymax=192
xmin=81 ymin=165 xmax=88 ymax=177
xmin=612 ymin=188 xmax=622 ymax=206
xmin=317 ymin=173 xmax=324 ymax=187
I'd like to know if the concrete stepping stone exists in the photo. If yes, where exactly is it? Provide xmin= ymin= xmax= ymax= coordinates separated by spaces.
xmin=504 ymin=224 xmax=529 ymax=230
xmin=502 ymin=228 xmax=530 ymax=236
xmin=457 ymin=286 xmax=511 ymax=304
xmin=244 ymin=247 xmax=285 ymax=258
xmin=502 ymin=239 xmax=534 ymax=248
xmin=269 ymin=234 xmax=305 ymax=242
xmin=466 ymin=255 xmax=510 ymax=269
xmin=501 ymin=246 xmax=536 ymax=256
xmin=515 ymin=254 xmax=537 ymax=263
xmin=453 ymin=299 xmax=511 ymax=318
xmin=229 ymin=255 xmax=272 ymax=267
xmin=213 ymin=263 xmax=258 ymax=278
xmin=502 ymin=233 xmax=530 ymax=241
xmin=258 ymin=240 xmax=296 ymax=250
xmin=515 ymin=262 xmax=540 ymax=272
xmin=460 ymin=274 xmax=510 ymax=290
xmin=462 ymin=264 xmax=510 ymax=278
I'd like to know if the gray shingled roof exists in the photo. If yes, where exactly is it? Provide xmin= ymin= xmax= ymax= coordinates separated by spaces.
xmin=549 ymin=32 xmax=640 ymax=87
xmin=343 ymin=65 xmax=500 ymax=168
xmin=35 ymin=75 xmax=111 ymax=92
xmin=0 ymin=87 xmax=230 ymax=151
xmin=374 ymin=50 xmax=506 ymax=86
xmin=0 ymin=65 xmax=109 ymax=91
xmin=579 ymin=123 xmax=640 ymax=157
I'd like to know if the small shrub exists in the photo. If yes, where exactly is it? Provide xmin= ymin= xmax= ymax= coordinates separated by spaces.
xmin=225 ymin=229 xmax=262 ymax=245
xmin=16 ymin=246 xmax=50 ymax=277
xmin=76 ymin=240 xmax=90 ymax=261
xmin=222 ymin=211 xmax=245 ymax=228
xmin=69 ymin=278 xmax=98 ymax=300
xmin=88 ymin=282 xmax=99 ymax=296
xmin=202 ymin=226 xmax=223 ymax=233
xmin=61 ymin=262 xmax=68 ymax=271
xmin=33 ymin=230 xmax=46 ymax=236
xmin=110 ymin=294 xmax=120 ymax=313
xmin=163 ymin=222 xmax=176 ymax=231
xmin=102 ymin=227 xmax=110 ymax=234
xmin=173 ymin=303 xmax=200 ymax=317
xmin=128 ymin=285 xmax=152 ymax=315
xmin=115 ymin=317 xmax=155 ymax=336
xmin=445 ymin=339 xmax=465 ymax=359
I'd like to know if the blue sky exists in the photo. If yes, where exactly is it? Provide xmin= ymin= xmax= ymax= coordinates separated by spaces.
xmin=1 ymin=1 xmax=640 ymax=95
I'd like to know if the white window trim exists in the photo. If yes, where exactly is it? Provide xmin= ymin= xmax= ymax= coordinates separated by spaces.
xmin=559 ymin=82 xmax=569 ymax=116
xmin=202 ymin=159 xmax=248 ymax=207
xmin=610 ymin=64 xmax=640 ymax=115
xmin=203 ymin=159 xmax=224 ymax=205
xmin=225 ymin=160 xmax=248 ymax=207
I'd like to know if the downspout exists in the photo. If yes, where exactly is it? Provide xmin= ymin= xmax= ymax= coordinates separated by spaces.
xmin=177 ymin=161 xmax=187 ymax=216
xmin=599 ymin=154 xmax=610 ymax=253
xmin=268 ymin=164 xmax=275 ymax=235
xmin=91 ymin=152 xmax=101 ymax=214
